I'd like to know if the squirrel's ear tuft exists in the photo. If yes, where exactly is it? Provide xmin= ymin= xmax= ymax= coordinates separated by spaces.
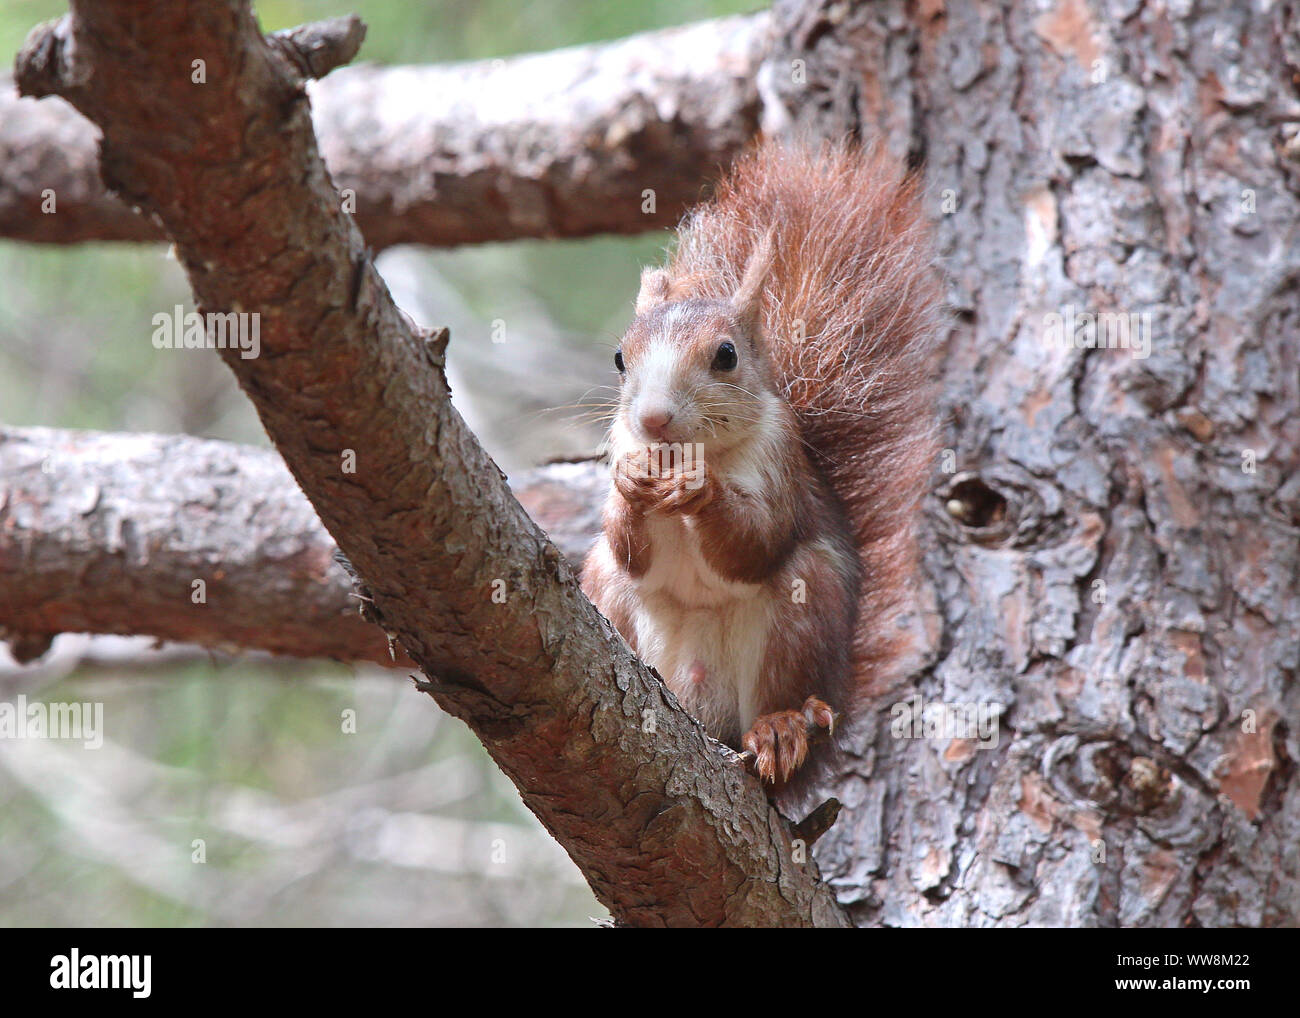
xmin=733 ymin=229 xmax=775 ymax=330
xmin=635 ymin=268 xmax=672 ymax=315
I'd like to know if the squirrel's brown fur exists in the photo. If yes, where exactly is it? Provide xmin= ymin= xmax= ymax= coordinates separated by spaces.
xmin=663 ymin=138 xmax=943 ymax=706
xmin=580 ymin=137 xmax=942 ymax=802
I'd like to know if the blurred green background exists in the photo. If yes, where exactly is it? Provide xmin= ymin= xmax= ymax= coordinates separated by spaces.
xmin=0 ymin=0 xmax=756 ymax=927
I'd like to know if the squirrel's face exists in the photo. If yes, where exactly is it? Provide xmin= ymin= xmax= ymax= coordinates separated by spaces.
xmin=612 ymin=297 xmax=775 ymax=456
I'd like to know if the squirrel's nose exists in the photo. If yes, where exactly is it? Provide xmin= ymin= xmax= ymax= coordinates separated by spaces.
xmin=639 ymin=408 xmax=674 ymax=439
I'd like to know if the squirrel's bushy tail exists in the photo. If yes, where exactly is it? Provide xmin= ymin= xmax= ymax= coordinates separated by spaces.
xmin=666 ymin=137 xmax=944 ymax=700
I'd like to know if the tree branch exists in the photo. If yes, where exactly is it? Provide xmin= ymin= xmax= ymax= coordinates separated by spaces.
xmin=12 ymin=1 xmax=845 ymax=927
xmin=266 ymin=15 xmax=367 ymax=81
xmin=0 ymin=426 xmax=605 ymax=667
xmin=2 ymin=12 xmax=767 ymax=248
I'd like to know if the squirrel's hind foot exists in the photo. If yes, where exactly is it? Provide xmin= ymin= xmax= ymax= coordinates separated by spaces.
xmin=741 ymin=696 xmax=836 ymax=785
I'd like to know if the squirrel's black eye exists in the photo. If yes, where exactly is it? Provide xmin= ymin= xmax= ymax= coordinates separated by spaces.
xmin=614 ymin=350 xmax=625 ymax=373
xmin=712 ymin=341 xmax=738 ymax=371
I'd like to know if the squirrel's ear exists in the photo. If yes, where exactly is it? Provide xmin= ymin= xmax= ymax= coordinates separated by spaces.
xmin=635 ymin=268 xmax=672 ymax=315
xmin=733 ymin=230 xmax=775 ymax=330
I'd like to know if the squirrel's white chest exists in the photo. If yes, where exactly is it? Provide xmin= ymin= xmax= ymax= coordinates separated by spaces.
xmin=638 ymin=515 xmax=754 ymax=606
xmin=630 ymin=515 xmax=771 ymax=739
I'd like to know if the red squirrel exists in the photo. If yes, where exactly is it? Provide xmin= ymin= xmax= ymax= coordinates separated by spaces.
xmin=580 ymin=138 xmax=943 ymax=803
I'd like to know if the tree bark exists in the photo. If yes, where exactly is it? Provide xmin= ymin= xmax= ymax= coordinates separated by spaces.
xmin=11 ymin=0 xmax=847 ymax=928
xmin=0 ymin=426 xmax=604 ymax=667
xmin=759 ymin=0 xmax=1300 ymax=927
xmin=1 ymin=12 xmax=766 ymax=248
xmin=6 ymin=0 xmax=1298 ymax=928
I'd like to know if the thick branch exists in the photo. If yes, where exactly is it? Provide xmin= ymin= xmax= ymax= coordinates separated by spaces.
xmin=2 ymin=12 xmax=767 ymax=248
xmin=11 ymin=1 xmax=846 ymax=927
xmin=0 ymin=426 xmax=604 ymax=667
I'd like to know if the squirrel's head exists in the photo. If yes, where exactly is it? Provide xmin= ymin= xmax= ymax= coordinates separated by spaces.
xmin=611 ymin=233 xmax=777 ymax=457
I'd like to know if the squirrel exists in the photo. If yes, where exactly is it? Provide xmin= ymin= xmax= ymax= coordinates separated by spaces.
xmin=580 ymin=137 xmax=943 ymax=808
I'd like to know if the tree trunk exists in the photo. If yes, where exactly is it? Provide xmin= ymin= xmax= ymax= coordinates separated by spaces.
xmin=762 ymin=0 xmax=1300 ymax=926
xmin=4 ymin=0 xmax=1297 ymax=927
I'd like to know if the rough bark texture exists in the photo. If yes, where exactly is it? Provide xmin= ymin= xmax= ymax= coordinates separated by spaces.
xmin=1 ymin=12 xmax=766 ymax=248
xmin=11 ymin=1 xmax=847 ymax=928
xmin=0 ymin=426 xmax=604 ymax=668
xmin=759 ymin=0 xmax=1300 ymax=927
xmin=6 ymin=0 xmax=1297 ymax=929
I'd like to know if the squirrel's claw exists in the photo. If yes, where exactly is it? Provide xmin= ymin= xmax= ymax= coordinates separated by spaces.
xmin=657 ymin=473 xmax=713 ymax=516
xmin=741 ymin=696 xmax=836 ymax=785
xmin=742 ymin=712 xmax=808 ymax=784
xmin=615 ymin=451 xmax=713 ymax=517
xmin=802 ymin=695 xmax=836 ymax=735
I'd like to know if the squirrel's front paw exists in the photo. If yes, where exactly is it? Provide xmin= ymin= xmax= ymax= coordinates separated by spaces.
xmin=654 ymin=463 xmax=713 ymax=516
xmin=742 ymin=696 xmax=835 ymax=785
xmin=614 ymin=449 xmax=712 ymax=516
xmin=613 ymin=449 xmax=664 ymax=509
